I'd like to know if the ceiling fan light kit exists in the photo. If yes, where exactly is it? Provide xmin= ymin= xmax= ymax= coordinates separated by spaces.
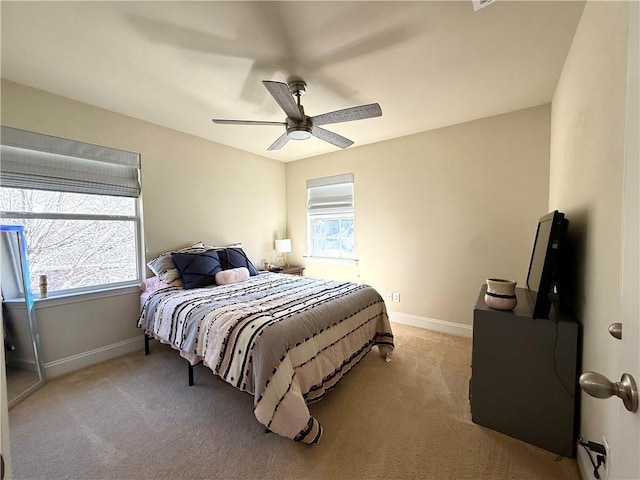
xmin=212 ymin=78 xmax=382 ymax=151
xmin=287 ymin=125 xmax=312 ymax=140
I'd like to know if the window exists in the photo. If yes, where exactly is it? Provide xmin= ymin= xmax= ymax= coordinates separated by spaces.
xmin=307 ymin=173 xmax=355 ymax=260
xmin=0 ymin=126 xmax=142 ymax=297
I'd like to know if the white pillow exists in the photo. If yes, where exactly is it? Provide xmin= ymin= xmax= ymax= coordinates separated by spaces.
xmin=147 ymin=242 xmax=207 ymax=282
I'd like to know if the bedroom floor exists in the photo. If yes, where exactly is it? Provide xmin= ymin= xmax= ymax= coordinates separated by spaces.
xmin=8 ymin=322 xmax=580 ymax=480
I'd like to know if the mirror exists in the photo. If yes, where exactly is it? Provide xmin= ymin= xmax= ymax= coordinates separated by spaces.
xmin=1 ymin=225 xmax=45 ymax=408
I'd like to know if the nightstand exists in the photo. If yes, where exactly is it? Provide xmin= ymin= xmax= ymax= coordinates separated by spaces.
xmin=272 ymin=266 xmax=305 ymax=276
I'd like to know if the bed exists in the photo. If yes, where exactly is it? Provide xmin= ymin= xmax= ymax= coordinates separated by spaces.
xmin=137 ymin=248 xmax=394 ymax=444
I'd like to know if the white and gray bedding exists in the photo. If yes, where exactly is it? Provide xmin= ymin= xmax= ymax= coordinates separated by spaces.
xmin=137 ymin=272 xmax=394 ymax=444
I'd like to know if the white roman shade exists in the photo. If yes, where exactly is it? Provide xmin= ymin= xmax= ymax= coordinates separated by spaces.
xmin=0 ymin=126 xmax=141 ymax=198
xmin=307 ymin=173 xmax=354 ymax=215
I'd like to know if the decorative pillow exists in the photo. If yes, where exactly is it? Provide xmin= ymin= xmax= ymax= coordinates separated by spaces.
xmin=214 ymin=267 xmax=250 ymax=285
xmin=147 ymin=242 xmax=207 ymax=282
xmin=140 ymin=277 xmax=183 ymax=293
xmin=217 ymin=247 xmax=258 ymax=276
xmin=171 ymin=250 xmax=222 ymax=289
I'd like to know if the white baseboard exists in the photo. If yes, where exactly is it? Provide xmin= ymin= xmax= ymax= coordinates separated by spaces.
xmin=43 ymin=336 xmax=144 ymax=379
xmin=388 ymin=310 xmax=473 ymax=338
xmin=39 ymin=314 xmax=471 ymax=379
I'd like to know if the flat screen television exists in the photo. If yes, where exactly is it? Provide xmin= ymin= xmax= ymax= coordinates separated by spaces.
xmin=526 ymin=210 xmax=569 ymax=319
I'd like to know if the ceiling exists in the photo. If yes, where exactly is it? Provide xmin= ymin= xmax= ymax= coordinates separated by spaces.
xmin=1 ymin=1 xmax=585 ymax=162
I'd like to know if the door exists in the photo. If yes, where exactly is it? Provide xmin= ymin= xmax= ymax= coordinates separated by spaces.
xmin=610 ymin=3 xmax=640 ymax=478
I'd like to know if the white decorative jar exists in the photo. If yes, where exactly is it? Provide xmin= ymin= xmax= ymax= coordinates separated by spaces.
xmin=484 ymin=278 xmax=517 ymax=311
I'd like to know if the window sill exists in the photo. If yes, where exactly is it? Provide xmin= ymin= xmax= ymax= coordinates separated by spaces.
xmin=3 ymin=284 xmax=141 ymax=308
xmin=303 ymin=256 xmax=359 ymax=266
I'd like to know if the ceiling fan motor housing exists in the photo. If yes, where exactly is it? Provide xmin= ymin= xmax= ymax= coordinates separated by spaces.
xmin=288 ymin=79 xmax=307 ymax=97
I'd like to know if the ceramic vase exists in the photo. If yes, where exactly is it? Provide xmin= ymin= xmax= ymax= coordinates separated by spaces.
xmin=484 ymin=278 xmax=517 ymax=311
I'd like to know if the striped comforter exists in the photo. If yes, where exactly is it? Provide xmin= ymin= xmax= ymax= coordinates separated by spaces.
xmin=137 ymin=272 xmax=394 ymax=444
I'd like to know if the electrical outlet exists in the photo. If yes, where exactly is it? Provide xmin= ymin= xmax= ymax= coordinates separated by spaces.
xmin=392 ymin=292 xmax=400 ymax=303
xmin=603 ymin=436 xmax=610 ymax=479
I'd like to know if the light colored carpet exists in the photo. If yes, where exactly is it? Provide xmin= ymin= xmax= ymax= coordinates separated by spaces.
xmin=8 ymin=323 xmax=580 ymax=480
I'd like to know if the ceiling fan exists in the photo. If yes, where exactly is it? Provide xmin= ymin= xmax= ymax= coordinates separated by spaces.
xmin=212 ymin=78 xmax=382 ymax=151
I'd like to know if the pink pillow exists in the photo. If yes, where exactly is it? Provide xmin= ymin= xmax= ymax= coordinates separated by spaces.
xmin=215 ymin=267 xmax=250 ymax=285
xmin=140 ymin=276 xmax=182 ymax=293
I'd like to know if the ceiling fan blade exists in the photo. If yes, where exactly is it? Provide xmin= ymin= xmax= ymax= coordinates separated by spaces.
xmin=262 ymin=80 xmax=303 ymax=121
xmin=311 ymin=126 xmax=354 ymax=149
xmin=267 ymin=132 xmax=290 ymax=151
xmin=310 ymin=103 xmax=382 ymax=126
xmin=212 ymin=119 xmax=286 ymax=126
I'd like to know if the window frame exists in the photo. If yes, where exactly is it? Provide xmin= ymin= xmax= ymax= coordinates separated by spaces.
xmin=1 ymin=198 xmax=145 ymax=298
xmin=306 ymin=174 xmax=356 ymax=263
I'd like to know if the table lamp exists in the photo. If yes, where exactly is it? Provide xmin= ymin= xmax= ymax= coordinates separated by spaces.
xmin=275 ymin=239 xmax=292 ymax=268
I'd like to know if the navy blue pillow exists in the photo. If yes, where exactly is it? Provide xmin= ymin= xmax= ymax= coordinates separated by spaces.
xmin=217 ymin=247 xmax=258 ymax=276
xmin=171 ymin=250 xmax=222 ymax=289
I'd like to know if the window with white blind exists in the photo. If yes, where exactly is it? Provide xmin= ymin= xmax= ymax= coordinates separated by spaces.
xmin=0 ymin=126 xmax=143 ymax=297
xmin=306 ymin=173 xmax=355 ymax=260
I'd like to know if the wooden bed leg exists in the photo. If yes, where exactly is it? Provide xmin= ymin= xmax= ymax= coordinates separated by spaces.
xmin=188 ymin=362 xmax=194 ymax=386
xmin=144 ymin=333 xmax=150 ymax=355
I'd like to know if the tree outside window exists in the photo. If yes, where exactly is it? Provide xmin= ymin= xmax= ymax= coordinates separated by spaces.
xmin=1 ymin=188 xmax=140 ymax=296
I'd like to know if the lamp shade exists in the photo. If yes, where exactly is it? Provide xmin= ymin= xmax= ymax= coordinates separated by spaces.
xmin=275 ymin=239 xmax=292 ymax=253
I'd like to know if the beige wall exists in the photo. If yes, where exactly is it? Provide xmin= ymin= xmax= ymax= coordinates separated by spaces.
xmin=549 ymin=0 xmax=629 ymax=475
xmin=1 ymin=80 xmax=286 ymax=263
xmin=286 ymin=105 xmax=551 ymax=327
xmin=1 ymin=79 xmax=286 ymax=369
